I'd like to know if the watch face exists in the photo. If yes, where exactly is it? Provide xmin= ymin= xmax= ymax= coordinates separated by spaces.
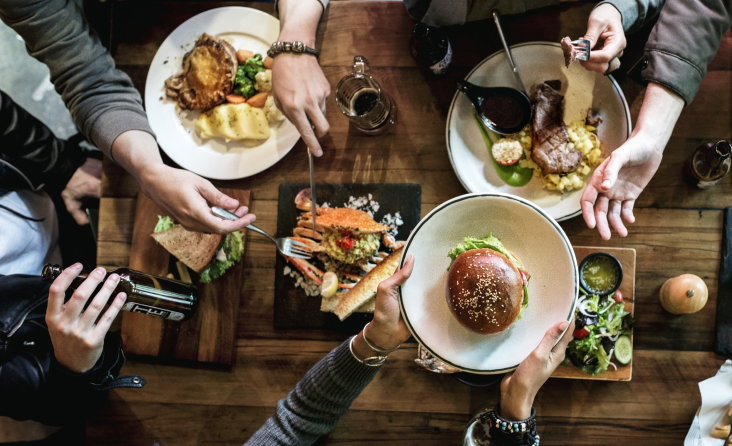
xmin=363 ymin=356 xmax=387 ymax=366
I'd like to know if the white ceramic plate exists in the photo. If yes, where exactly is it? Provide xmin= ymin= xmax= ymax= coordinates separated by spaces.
xmin=446 ymin=42 xmax=631 ymax=221
xmin=398 ymin=193 xmax=578 ymax=374
xmin=144 ymin=7 xmax=300 ymax=180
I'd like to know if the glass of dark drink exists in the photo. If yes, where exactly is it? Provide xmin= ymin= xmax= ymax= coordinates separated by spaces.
xmin=335 ymin=56 xmax=397 ymax=135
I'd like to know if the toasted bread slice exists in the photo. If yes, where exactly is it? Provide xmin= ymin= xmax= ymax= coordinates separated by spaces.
xmin=334 ymin=247 xmax=403 ymax=320
xmin=321 ymin=294 xmax=375 ymax=314
xmin=151 ymin=226 xmax=222 ymax=273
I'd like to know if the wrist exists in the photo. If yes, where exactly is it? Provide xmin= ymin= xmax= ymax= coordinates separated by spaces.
xmin=500 ymin=392 xmax=534 ymax=420
xmin=365 ymin=319 xmax=402 ymax=351
xmin=351 ymin=331 xmax=381 ymax=361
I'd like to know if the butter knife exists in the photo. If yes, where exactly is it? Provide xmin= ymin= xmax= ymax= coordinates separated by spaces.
xmin=308 ymin=150 xmax=317 ymax=228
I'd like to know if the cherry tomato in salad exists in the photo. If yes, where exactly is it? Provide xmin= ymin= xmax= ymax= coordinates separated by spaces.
xmin=573 ymin=328 xmax=590 ymax=339
xmin=613 ymin=290 xmax=623 ymax=302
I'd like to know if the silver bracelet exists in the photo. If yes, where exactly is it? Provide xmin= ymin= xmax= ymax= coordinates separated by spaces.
xmin=363 ymin=321 xmax=400 ymax=354
xmin=348 ymin=335 xmax=387 ymax=367
xmin=267 ymin=41 xmax=320 ymax=59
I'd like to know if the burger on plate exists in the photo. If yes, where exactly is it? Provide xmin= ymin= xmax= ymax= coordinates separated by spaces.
xmin=446 ymin=235 xmax=530 ymax=334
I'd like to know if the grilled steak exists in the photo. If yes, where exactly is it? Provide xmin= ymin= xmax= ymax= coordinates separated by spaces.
xmin=165 ymin=34 xmax=237 ymax=111
xmin=560 ymin=37 xmax=577 ymax=68
xmin=530 ymin=81 xmax=582 ymax=174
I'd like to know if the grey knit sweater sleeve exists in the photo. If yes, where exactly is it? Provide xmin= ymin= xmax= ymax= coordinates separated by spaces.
xmin=244 ymin=339 xmax=381 ymax=446
xmin=0 ymin=0 xmax=155 ymax=159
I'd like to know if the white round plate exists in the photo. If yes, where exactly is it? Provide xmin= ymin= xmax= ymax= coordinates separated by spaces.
xmin=446 ymin=42 xmax=631 ymax=221
xmin=144 ymin=7 xmax=300 ymax=180
xmin=398 ymin=193 xmax=578 ymax=374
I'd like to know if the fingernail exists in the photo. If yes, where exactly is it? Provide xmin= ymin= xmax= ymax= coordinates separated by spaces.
xmin=226 ymin=198 xmax=237 ymax=207
xmin=109 ymin=274 xmax=120 ymax=283
xmin=118 ymin=292 xmax=127 ymax=301
xmin=71 ymin=263 xmax=83 ymax=270
xmin=94 ymin=267 xmax=106 ymax=277
xmin=559 ymin=321 xmax=569 ymax=331
xmin=315 ymin=149 xmax=323 ymax=157
xmin=407 ymin=254 xmax=414 ymax=262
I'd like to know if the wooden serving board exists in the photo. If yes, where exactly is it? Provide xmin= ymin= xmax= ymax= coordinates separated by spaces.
xmin=120 ymin=189 xmax=250 ymax=365
xmin=550 ymin=246 xmax=636 ymax=381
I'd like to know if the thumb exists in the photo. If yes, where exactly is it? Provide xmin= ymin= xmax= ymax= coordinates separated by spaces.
xmin=69 ymin=206 xmax=89 ymax=226
xmin=381 ymin=254 xmax=415 ymax=289
xmin=536 ymin=320 xmax=570 ymax=357
xmin=601 ymin=151 xmax=626 ymax=191
xmin=196 ymin=180 xmax=239 ymax=210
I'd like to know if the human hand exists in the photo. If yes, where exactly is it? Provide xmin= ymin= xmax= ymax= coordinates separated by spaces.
xmin=581 ymin=132 xmax=662 ymax=239
xmin=580 ymin=3 xmax=626 ymax=74
xmin=272 ymin=53 xmax=331 ymax=156
xmin=362 ymin=254 xmax=415 ymax=352
xmin=138 ymin=163 xmax=256 ymax=235
xmin=46 ymin=264 xmax=127 ymax=373
xmin=61 ymin=157 xmax=102 ymax=225
xmin=500 ymin=319 xmax=574 ymax=420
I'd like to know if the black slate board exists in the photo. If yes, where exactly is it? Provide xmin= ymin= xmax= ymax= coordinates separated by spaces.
xmin=274 ymin=183 xmax=421 ymax=332
xmin=716 ymin=207 xmax=732 ymax=354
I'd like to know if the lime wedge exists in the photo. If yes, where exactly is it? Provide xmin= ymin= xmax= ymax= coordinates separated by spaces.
xmin=321 ymin=272 xmax=339 ymax=298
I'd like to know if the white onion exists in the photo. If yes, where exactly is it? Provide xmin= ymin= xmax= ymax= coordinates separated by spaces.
xmin=608 ymin=333 xmax=620 ymax=341
xmin=608 ymin=313 xmax=614 ymax=322
xmin=608 ymin=362 xmax=617 ymax=371
xmin=599 ymin=327 xmax=607 ymax=334
xmin=608 ymin=348 xmax=614 ymax=360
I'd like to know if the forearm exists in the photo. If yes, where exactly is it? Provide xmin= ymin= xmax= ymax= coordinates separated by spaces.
xmin=110 ymin=130 xmax=165 ymax=185
xmin=0 ymin=0 xmax=154 ymax=157
xmin=633 ymin=83 xmax=684 ymax=152
xmin=244 ymin=339 xmax=380 ymax=446
xmin=276 ymin=0 xmax=324 ymax=46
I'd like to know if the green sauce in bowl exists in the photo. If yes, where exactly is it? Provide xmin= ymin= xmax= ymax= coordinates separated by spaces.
xmin=579 ymin=253 xmax=622 ymax=295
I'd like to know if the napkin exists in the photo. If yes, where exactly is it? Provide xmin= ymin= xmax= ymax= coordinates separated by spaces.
xmin=685 ymin=360 xmax=732 ymax=446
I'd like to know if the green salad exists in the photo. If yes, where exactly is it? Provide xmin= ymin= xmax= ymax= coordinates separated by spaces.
xmin=447 ymin=234 xmax=530 ymax=320
xmin=565 ymin=289 xmax=634 ymax=375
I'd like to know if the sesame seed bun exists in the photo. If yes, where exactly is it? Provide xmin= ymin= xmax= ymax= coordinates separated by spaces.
xmin=446 ymin=248 xmax=524 ymax=334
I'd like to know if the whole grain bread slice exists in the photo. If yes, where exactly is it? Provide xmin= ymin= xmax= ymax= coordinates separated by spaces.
xmin=334 ymin=247 xmax=403 ymax=321
xmin=151 ymin=226 xmax=222 ymax=273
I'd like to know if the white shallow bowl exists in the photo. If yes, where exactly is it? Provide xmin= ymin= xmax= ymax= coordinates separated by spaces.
xmin=398 ymin=193 xmax=578 ymax=374
xmin=145 ymin=7 xmax=301 ymax=180
xmin=446 ymin=42 xmax=631 ymax=221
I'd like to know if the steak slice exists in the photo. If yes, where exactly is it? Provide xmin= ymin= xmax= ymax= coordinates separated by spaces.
xmin=560 ymin=37 xmax=577 ymax=68
xmin=530 ymin=81 xmax=583 ymax=174
xmin=165 ymin=34 xmax=237 ymax=111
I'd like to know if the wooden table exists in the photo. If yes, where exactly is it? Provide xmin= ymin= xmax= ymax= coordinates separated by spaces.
xmin=91 ymin=2 xmax=732 ymax=444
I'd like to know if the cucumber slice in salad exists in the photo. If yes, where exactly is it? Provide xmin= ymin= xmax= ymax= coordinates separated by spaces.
xmin=614 ymin=335 xmax=632 ymax=365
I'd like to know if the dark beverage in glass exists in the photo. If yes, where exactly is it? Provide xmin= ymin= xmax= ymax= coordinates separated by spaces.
xmin=42 ymin=264 xmax=199 ymax=321
xmin=683 ymin=140 xmax=732 ymax=188
xmin=409 ymin=23 xmax=452 ymax=76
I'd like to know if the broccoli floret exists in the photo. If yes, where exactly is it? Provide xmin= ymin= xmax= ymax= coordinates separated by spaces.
xmin=243 ymin=54 xmax=264 ymax=80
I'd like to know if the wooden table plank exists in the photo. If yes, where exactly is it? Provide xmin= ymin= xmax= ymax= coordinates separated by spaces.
xmin=92 ymin=1 xmax=732 ymax=444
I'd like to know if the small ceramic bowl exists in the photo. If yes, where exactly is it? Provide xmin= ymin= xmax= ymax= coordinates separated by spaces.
xmin=578 ymin=252 xmax=623 ymax=296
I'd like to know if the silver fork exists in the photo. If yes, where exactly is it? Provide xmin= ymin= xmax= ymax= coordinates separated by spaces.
xmin=570 ymin=39 xmax=591 ymax=61
xmin=211 ymin=206 xmax=313 ymax=260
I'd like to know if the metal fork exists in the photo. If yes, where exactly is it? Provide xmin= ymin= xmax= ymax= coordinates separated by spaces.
xmin=570 ymin=39 xmax=591 ymax=61
xmin=211 ymin=206 xmax=313 ymax=259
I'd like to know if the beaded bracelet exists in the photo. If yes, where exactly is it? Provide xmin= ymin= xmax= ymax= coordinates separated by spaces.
xmin=481 ymin=405 xmax=540 ymax=446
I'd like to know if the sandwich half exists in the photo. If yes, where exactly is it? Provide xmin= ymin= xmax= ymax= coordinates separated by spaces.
xmin=151 ymin=216 xmax=244 ymax=283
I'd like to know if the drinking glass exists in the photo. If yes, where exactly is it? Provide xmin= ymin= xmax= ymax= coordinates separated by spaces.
xmin=335 ymin=56 xmax=397 ymax=135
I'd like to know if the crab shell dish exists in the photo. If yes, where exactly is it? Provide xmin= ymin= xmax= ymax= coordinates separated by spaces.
xmin=281 ymin=188 xmax=405 ymax=320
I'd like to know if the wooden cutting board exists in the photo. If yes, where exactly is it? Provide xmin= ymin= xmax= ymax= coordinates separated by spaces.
xmin=120 ymin=189 xmax=250 ymax=364
xmin=550 ymin=246 xmax=636 ymax=381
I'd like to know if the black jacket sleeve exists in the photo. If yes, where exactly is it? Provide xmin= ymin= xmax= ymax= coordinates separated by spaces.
xmin=0 ymin=274 xmax=145 ymax=425
xmin=0 ymin=90 xmax=85 ymax=193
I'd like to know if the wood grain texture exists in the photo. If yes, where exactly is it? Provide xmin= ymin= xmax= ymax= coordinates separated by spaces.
xmin=91 ymin=1 xmax=732 ymax=444
xmin=551 ymin=246 xmax=635 ymax=381
xmin=120 ymin=190 xmax=250 ymax=364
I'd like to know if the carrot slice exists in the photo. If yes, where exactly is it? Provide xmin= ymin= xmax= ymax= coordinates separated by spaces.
xmin=226 ymin=94 xmax=246 ymax=104
xmin=247 ymin=92 xmax=268 ymax=108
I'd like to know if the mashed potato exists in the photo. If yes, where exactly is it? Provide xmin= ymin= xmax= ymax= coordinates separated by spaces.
xmin=516 ymin=120 xmax=604 ymax=193
xmin=195 ymin=103 xmax=270 ymax=141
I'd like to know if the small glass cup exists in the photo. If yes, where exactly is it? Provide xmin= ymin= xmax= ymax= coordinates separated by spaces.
xmin=462 ymin=409 xmax=492 ymax=446
xmin=335 ymin=56 xmax=397 ymax=135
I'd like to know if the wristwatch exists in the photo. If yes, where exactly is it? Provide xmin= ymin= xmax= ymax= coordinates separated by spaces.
xmin=267 ymin=41 xmax=320 ymax=59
